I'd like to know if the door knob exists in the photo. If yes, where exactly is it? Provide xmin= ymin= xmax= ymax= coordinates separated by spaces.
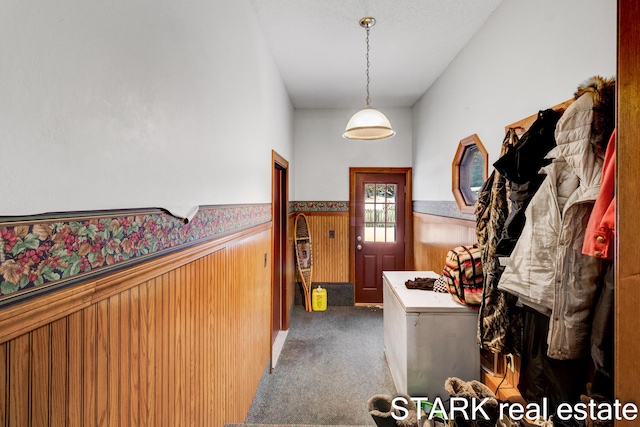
xmin=357 ymin=235 xmax=362 ymax=242
xmin=356 ymin=244 xmax=363 ymax=251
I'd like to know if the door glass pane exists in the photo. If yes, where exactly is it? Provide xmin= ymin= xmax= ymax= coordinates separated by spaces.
xmin=376 ymin=184 xmax=386 ymax=202
xmin=386 ymin=225 xmax=396 ymax=242
xmin=387 ymin=204 xmax=396 ymax=223
xmin=364 ymin=223 xmax=375 ymax=242
xmin=375 ymin=205 xmax=385 ymax=223
xmin=365 ymin=184 xmax=375 ymax=203
xmin=365 ymin=203 xmax=375 ymax=222
xmin=375 ymin=223 xmax=386 ymax=242
xmin=386 ymin=184 xmax=396 ymax=203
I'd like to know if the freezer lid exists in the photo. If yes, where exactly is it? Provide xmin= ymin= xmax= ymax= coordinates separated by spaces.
xmin=383 ymin=271 xmax=477 ymax=313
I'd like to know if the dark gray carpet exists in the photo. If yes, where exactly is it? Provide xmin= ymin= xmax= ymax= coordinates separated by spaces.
xmin=245 ymin=306 xmax=396 ymax=425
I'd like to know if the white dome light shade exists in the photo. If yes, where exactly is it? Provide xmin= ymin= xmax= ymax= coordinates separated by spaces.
xmin=343 ymin=107 xmax=396 ymax=140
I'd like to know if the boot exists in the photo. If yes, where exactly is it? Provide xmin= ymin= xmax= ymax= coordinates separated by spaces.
xmin=468 ymin=380 xmax=500 ymax=427
xmin=420 ymin=411 xmax=447 ymax=427
xmin=444 ymin=377 xmax=477 ymax=427
xmin=445 ymin=377 xmax=476 ymax=399
xmin=420 ymin=416 xmax=447 ymax=427
xmin=393 ymin=394 xmax=418 ymax=427
xmin=368 ymin=395 xmax=397 ymax=427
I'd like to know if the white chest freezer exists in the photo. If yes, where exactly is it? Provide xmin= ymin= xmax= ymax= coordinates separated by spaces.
xmin=383 ymin=271 xmax=480 ymax=401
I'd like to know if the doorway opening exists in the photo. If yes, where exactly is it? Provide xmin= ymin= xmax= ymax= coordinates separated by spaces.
xmin=272 ymin=151 xmax=289 ymax=370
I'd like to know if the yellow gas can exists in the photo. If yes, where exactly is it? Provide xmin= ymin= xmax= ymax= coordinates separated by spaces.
xmin=312 ymin=285 xmax=327 ymax=311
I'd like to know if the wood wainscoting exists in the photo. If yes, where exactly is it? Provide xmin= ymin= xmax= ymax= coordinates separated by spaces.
xmin=0 ymin=223 xmax=272 ymax=427
xmin=302 ymin=212 xmax=349 ymax=283
xmin=413 ymin=212 xmax=477 ymax=272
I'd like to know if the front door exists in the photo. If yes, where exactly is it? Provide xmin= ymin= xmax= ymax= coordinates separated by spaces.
xmin=351 ymin=169 xmax=409 ymax=304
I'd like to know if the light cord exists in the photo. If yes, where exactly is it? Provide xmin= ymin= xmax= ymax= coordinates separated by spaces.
xmin=365 ymin=26 xmax=371 ymax=106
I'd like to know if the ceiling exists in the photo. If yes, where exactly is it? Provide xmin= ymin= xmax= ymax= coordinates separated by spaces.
xmin=248 ymin=0 xmax=504 ymax=109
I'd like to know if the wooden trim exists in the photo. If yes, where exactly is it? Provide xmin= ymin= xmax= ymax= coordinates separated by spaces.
xmin=405 ymin=171 xmax=415 ymax=271
xmin=505 ymin=99 xmax=574 ymax=135
xmin=452 ymin=134 xmax=488 ymax=214
xmin=272 ymin=151 xmax=288 ymax=169
xmin=349 ymin=167 xmax=412 ymax=176
xmin=413 ymin=211 xmax=476 ymax=228
xmin=354 ymin=302 xmax=381 ymax=307
xmin=348 ymin=167 xmax=414 ymax=284
xmin=616 ymin=0 xmax=640 ymax=412
xmin=272 ymin=150 xmax=290 ymax=332
xmin=297 ymin=211 xmax=349 ymax=217
xmin=0 ymin=222 xmax=271 ymax=345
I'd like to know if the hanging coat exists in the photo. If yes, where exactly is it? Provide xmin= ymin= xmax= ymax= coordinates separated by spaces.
xmin=498 ymin=77 xmax=615 ymax=360
xmin=493 ymin=109 xmax=562 ymax=257
xmin=475 ymin=128 xmax=522 ymax=355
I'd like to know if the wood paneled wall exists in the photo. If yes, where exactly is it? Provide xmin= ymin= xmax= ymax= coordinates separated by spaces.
xmin=0 ymin=224 xmax=272 ymax=427
xmin=413 ymin=212 xmax=477 ymax=272
xmin=303 ymin=213 xmax=349 ymax=283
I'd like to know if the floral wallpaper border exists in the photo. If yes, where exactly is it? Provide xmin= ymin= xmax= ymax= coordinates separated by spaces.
xmin=290 ymin=200 xmax=478 ymax=220
xmin=0 ymin=204 xmax=271 ymax=306
xmin=291 ymin=201 xmax=349 ymax=213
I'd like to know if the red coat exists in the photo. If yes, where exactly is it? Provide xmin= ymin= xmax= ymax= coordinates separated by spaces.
xmin=582 ymin=130 xmax=615 ymax=260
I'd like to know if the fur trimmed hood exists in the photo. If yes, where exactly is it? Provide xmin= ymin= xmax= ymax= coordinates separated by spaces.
xmin=574 ymin=75 xmax=616 ymax=159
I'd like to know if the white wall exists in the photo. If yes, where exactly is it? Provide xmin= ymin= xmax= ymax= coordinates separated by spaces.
xmin=294 ymin=108 xmax=412 ymax=201
xmin=0 ymin=0 xmax=294 ymax=216
xmin=412 ymin=0 xmax=617 ymax=202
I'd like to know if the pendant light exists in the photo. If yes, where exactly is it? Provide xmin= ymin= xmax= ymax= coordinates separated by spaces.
xmin=343 ymin=17 xmax=395 ymax=140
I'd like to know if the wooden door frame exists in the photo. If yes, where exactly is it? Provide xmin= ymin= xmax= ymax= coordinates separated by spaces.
xmin=348 ymin=167 xmax=414 ymax=287
xmin=616 ymin=0 xmax=639 ymax=408
xmin=271 ymin=151 xmax=289 ymax=335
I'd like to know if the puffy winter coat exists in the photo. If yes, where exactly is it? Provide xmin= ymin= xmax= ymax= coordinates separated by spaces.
xmin=498 ymin=83 xmax=606 ymax=360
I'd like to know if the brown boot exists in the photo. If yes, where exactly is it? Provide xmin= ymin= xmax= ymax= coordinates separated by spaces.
xmin=368 ymin=395 xmax=397 ymax=427
xmin=468 ymin=380 xmax=499 ymax=427
xmin=444 ymin=377 xmax=477 ymax=427
xmin=393 ymin=394 xmax=418 ymax=427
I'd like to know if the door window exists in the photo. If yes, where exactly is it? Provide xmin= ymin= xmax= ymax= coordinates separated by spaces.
xmin=364 ymin=183 xmax=397 ymax=242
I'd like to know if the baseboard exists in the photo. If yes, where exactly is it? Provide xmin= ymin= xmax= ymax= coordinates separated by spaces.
xmin=271 ymin=329 xmax=289 ymax=370
xmin=294 ymin=282 xmax=354 ymax=306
